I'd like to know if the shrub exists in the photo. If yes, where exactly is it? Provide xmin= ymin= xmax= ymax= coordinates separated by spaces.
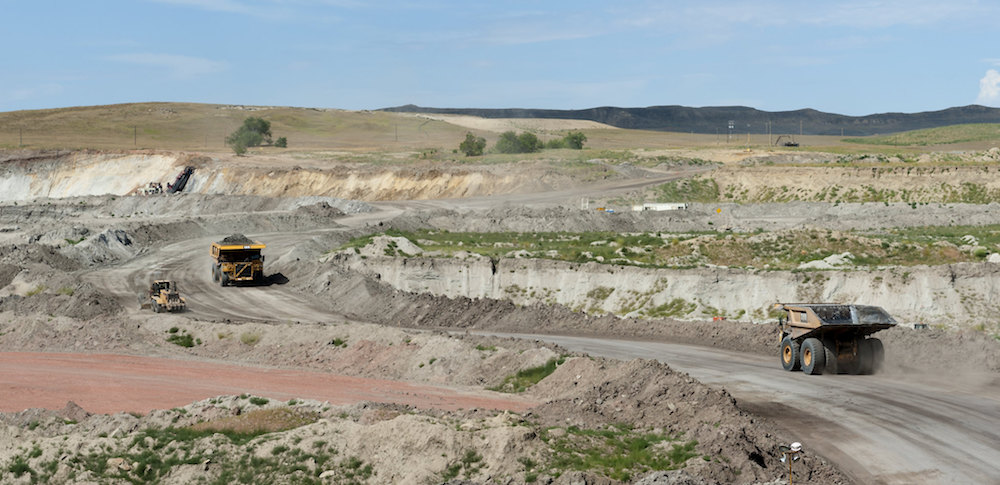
xmin=564 ymin=131 xmax=587 ymax=149
xmin=166 ymin=333 xmax=195 ymax=348
xmin=459 ymin=132 xmax=486 ymax=156
xmin=7 ymin=456 xmax=31 ymax=477
xmin=274 ymin=136 xmax=287 ymax=148
xmin=490 ymin=357 xmax=565 ymax=393
xmin=240 ymin=332 xmax=261 ymax=346
xmin=226 ymin=117 xmax=274 ymax=155
xmin=495 ymin=131 xmax=543 ymax=154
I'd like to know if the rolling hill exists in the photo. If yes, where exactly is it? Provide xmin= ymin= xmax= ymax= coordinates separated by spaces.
xmin=382 ymin=104 xmax=1000 ymax=137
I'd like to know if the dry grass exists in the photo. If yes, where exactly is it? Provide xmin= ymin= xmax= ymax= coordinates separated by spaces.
xmin=0 ymin=102 xmax=470 ymax=152
xmin=0 ymin=101 xmax=860 ymax=154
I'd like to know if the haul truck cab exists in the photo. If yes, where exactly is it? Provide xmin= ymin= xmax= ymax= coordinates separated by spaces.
xmin=210 ymin=234 xmax=266 ymax=286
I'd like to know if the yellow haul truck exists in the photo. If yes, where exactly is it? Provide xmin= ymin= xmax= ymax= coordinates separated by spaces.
xmin=777 ymin=303 xmax=896 ymax=375
xmin=210 ymin=234 xmax=266 ymax=286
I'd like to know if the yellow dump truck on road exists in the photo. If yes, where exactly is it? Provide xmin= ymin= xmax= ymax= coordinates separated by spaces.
xmin=211 ymin=234 xmax=266 ymax=286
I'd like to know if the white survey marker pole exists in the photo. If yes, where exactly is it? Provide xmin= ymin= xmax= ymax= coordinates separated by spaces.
xmin=779 ymin=442 xmax=802 ymax=485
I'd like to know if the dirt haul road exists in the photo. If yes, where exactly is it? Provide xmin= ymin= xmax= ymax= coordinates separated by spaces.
xmin=0 ymin=352 xmax=536 ymax=414
xmin=76 ymin=168 xmax=1000 ymax=485
xmin=489 ymin=333 xmax=1000 ymax=485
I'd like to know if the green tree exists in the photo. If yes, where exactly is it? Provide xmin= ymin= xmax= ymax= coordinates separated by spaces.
xmin=495 ymin=131 xmax=521 ymax=154
xmin=495 ymin=131 xmax=543 ymax=154
xmin=459 ymin=132 xmax=486 ymax=156
xmin=564 ymin=131 xmax=587 ymax=149
xmin=274 ymin=136 xmax=288 ymax=148
xmin=226 ymin=117 xmax=273 ymax=155
xmin=517 ymin=132 xmax=543 ymax=153
xmin=545 ymin=138 xmax=567 ymax=149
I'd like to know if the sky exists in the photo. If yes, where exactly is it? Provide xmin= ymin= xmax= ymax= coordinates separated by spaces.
xmin=2 ymin=0 xmax=999 ymax=116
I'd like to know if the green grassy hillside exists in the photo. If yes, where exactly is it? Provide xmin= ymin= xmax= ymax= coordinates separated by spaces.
xmin=843 ymin=123 xmax=1000 ymax=146
xmin=0 ymin=102 xmax=471 ymax=152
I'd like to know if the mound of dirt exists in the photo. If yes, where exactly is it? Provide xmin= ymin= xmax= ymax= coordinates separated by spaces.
xmin=0 ymin=243 xmax=81 ymax=272
xmin=527 ymin=357 xmax=846 ymax=484
xmin=0 ymin=263 xmax=18 ymax=289
xmin=0 ymin=282 xmax=122 ymax=320
xmin=219 ymin=234 xmax=256 ymax=245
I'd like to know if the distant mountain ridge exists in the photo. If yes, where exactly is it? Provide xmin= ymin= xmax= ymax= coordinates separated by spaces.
xmin=381 ymin=104 xmax=1000 ymax=136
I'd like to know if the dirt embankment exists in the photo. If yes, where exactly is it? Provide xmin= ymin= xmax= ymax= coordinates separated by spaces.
xmin=705 ymin=162 xmax=1000 ymax=202
xmin=328 ymin=245 xmax=1000 ymax=330
xmin=0 ymin=150 xmax=625 ymax=203
xmin=288 ymin=256 xmax=1000 ymax=376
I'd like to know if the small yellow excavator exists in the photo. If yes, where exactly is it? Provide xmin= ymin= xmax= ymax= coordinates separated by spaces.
xmin=140 ymin=280 xmax=187 ymax=313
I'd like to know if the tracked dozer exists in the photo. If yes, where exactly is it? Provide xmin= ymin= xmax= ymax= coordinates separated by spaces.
xmin=210 ymin=234 xmax=266 ymax=286
xmin=141 ymin=280 xmax=186 ymax=313
xmin=776 ymin=303 xmax=896 ymax=375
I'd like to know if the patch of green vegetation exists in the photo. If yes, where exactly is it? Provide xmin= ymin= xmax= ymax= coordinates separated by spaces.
xmin=654 ymin=177 xmax=720 ymax=202
xmin=441 ymin=450 xmax=483 ymax=481
xmin=166 ymin=331 xmax=195 ymax=348
xmin=490 ymin=357 xmax=566 ymax=393
xmin=25 ymin=285 xmax=46 ymax=297
xmin=475 ymin=344 xmax=497 ymax=352
xmin=7 ymin=455 xmax=32 ymax=478
xmin=248 ymin=397 xmax=269 ymax=406
xmin=57 ymin=413 xmax=328 ymax=485
xmin=843 ymin=123 xmax=1000 ymax=146
xmin=343 ymin=224 xmax=998 ymax=283
xmin=64 ymin=236 xmax=86 ymax=245
xmin=56 ymin=286 xmax=75 ymax=296
xmin=586 ymin=286 xmax=615 ymax=301
xmin=540 ymin=425 xmax=699 ymax=481
xmin=240 ymin=332 xmax=261 ymax=346
xmin=644 ymin=298 xmax=697 ymax=318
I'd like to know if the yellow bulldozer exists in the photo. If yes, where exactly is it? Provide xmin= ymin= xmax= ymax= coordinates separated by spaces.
xmin=141 ymin=280 xmax=187 ymax=313
xmin=211 ymin=234 xmax=266 ymax=286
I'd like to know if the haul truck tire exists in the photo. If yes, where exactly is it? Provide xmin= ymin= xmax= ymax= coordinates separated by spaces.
xmin=869 ymin=338 xmax=885 ymax=373
xmin=822 ymin=338 xmax=839 ymax=375
xmin=781 ymin=336 xmax=800 ymax=371
xmin=800 ymin=338 xmax=826 ymax=375
xmin=858 ymin=339 xmax=875 ymax=375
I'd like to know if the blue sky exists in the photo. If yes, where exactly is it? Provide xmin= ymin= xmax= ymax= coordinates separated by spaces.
xmin=2 ymin=0 xmax=999 ymax=115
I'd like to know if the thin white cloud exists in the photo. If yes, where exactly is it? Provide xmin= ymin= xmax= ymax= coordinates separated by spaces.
xmin=148 ymin=0 xmax=358 ymax=19
xmin=150 ymin=0 xmax=255 ymax=14
xmin=6 ymin=83 xmax=64 ymax=102
xmin=621 ymin=0 xmax=995 ymax=32
xmin=977 ymin=69 xmax=1000 ymax=106
xmin=107 ymin=53 xmax=227 ymax=80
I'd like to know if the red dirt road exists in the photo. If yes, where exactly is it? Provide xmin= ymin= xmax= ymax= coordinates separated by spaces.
xmin=0 ymin=352 xmax=536 ymax=415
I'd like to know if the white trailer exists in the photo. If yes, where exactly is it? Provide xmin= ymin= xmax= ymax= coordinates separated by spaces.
xmin=632 ymin=202 xmax=689 ymax=212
